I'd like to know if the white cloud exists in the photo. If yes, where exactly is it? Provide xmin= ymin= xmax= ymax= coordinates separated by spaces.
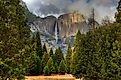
xmin=22 ymin=0 xmax=119 ymax=22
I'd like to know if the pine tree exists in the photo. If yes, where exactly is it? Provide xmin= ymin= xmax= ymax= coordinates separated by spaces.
xmin=70 ymin=30 xmax=82 ymax=75
xmin=74 ymin=30 xmax=81 ymax=47
xmin=88 ymin=8 xmax=96 ymax=31
xmin=49 ymin=48 xmax=53 ymax=57
xmin=43 ymin=43 xmax=47 ymax=53
xmin=0 ymin=0 xmax=31 ymax=79
xmin=28 ymin=52 xmax=41 ymax=75
xmin=41 ymin=52 xmax=50 ymax=73
xmin=58 ymin=60 xmax=67 ymax=74
xmin=54 ymin=48 xmax=64 ymax=65
xmin=70 ymin=23 xmax=121 ymax=79
xmin=47 ymin=57 xmax=56 ymax=74
xmin=54 ymin=62 xmax=59 ymax=73
xmin=26 ymin=35 xmax=42 ymax=76
xmin=43 ymin=66 xmax=49 ymax=76
xmin=35 ymin=32 xmax=43 ymax=59
xmin=110 ymin=40 xmax=121 ymax=79
xmin=115 ymin=0 xmax=121 ymax=23
xmin=66 ymin=44 xmax=72 ymax=73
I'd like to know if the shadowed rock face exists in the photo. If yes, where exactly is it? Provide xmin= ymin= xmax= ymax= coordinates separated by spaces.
xmin=33 ymin=16 xmax=57 ymax=35
xmin=31 ymin=12 xmax=90 ymax=38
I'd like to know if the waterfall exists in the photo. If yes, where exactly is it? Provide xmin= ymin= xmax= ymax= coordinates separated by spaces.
xmin=55 ymin=22 xmax=58 ymax=43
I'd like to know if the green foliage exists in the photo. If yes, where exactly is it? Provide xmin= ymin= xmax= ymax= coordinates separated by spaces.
xmin=43 ymin=66 xmax=49 ymax=76
xmin=43 ymin=43 xmax=47 ymax=53
xmin=49 ymin=48 xmax=53 ymax=57
xmin=54 ymin=62 xmax=59 ymax=74
xmin=47 ymin=57 xmax=56 ymax=74
xmin=28 ymin=52 xmax=41 ymax=75
xmin=54 ymin=48 xmax=64 ymax=66
xmin=70 ymin=30 xmax=82 ymax=75
xmin=71 ymin=23 xmax=121 ymax=79
xmin=41 ymin=52 xmax=50 ymax=73
xmin=25 ymin=35 xmax=42 ymax=76
xmin=66 ymin=44 xmax=72 ymax=73
xmin=58 ymin=60 xmax=67 ymax=74
xmin=0 ymin=0 xmax=31 ymax=79
xmin=35 ymin=32 xmax=43 ymax=59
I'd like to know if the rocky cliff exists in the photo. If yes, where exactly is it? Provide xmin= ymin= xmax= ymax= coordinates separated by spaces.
xmin=30 ymin=11 xmax=90 ymax=39
xmin=58 ymin=11 xmax=89 ymax=38
xmin=32 ymin=16 xmax=57 ymax=35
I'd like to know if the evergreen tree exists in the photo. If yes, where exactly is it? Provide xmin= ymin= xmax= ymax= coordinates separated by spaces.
xmin=88 ymin=8 xmax=96 ymax=31
xmin=66 ymin=44 xmax=72 ymax=73
xmin=35 ymin=32 xmax=43 ymax=59
xmin=47 ymin=57 xmax=56 ymax=74
xmin=70 ymin=30 xmax=82 ymax=75
xmin=43 ymin=43 xmax=47 ymax=53
xmin=109 ymin=40 xmax=121 ymax=79
xmin=0 ymin=0 xmax=31 ymax=79
xmin=74 ymin=30 xmax=82 ymax=47
xmin=54 ymin=48 xmax=64 ymax=65
xmin=115 ymin=0 xmax=121 ymax=23
xmin=54 ymin=62 xmax=59 ymax=73
xmin=26 ymin=36 xmax=42 ymax=76
xmin=43 ymin=66 xmax=49 ymax=76
xmin=58 ymin=60 xmax=67 ymax=74
xmin=28 ymin=52 xmax=41 ymax=75
xmin=71 ymin=23 xmax=121 ymax=79
xmin=49 ymin=48 xmax=53 ymax=57
xmin=41 ymin=52 xmax=50 ymax=73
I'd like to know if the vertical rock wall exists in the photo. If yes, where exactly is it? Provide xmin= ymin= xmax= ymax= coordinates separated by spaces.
xmin=31 ymin=12 xmax=90 ymax=38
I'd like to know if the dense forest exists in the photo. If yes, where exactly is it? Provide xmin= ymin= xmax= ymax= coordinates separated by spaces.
xmin=1 ymin=0 xmax=121 ymax=80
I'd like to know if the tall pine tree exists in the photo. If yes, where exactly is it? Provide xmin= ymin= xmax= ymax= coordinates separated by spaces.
xmin=41 ymin=52 xmax=50 ymax=73
xmin=0 ymin=0 xmax=31 ymax=79
xmin=66 ymin=44 xmax=72 ymax=73
xmin=43 ymin=66 xmax=49 ymax=76
xmin=70 ymin=30 xmax=82 ymax=75
xmin=35 ymin=32 xmax=43 ymax=59
xmin=54 ymin=48 xmax=64 ymax=66
xmin=43 ymin=43 xmax=47 ymax=53
xmin=28 ymin=52 xmax=41 ymax=75
xmin=49 ymin=48 xmax=53 ymax=57
xmin=47 ymin=57 xmax=56 ymax=74
xmin=58 ymin=60 xmax=67 ymax=74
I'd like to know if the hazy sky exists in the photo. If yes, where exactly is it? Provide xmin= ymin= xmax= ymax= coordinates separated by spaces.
xmin=22 ymin=0 xmax=119 ymax=22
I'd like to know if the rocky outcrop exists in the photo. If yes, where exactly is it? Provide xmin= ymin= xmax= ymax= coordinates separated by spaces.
xmin=58 ymin=11 xmax=89 ymax=38
xmin=33 ymin=16 xmax=57 ymax=35
xmin=30 ymin=11 xmax=90 ymax=39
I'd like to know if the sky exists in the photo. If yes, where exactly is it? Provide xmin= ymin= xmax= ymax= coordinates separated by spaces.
xmin=22 ymin=0 xmax=119 ymax=22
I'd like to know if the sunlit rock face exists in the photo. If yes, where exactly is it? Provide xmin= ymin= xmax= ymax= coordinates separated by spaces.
xmin=58 ymin=11 xmax=88 ymax=38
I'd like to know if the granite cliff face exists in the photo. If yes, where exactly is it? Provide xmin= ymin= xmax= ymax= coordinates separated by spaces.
xmin=32 ymin=16 xmax=57 ymax=35
xmin=58 ymin=11 xmax=89 ymax=38
xmin=30 ymin=11 xmax=90 ymax=39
